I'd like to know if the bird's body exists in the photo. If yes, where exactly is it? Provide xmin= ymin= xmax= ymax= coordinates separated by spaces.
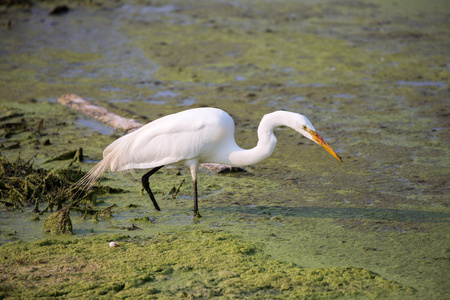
xmin=104 ymin=108 xmax=240 ymax=170
xmin=76 ymin=107 xmax=342 ymax=217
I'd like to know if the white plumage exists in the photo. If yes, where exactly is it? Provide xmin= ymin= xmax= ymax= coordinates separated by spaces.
xmin=75 ymin=107 xmax=342 ymax=217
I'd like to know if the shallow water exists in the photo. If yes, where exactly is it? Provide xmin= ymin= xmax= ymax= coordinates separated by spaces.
xmin=0 ymin=0 xmax=449 ymax=298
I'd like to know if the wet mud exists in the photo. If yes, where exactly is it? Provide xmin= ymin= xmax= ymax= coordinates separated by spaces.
xmin=0 ymin=0 xmax=449 ymax=298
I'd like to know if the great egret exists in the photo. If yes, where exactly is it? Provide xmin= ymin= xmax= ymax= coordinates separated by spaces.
xmin=76 ymin=107 xmax=342 ymax=217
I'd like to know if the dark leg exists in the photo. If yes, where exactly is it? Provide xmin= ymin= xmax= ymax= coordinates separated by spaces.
xmin=141 ymin=166 xmax=164 ymax=211
xmin=193 ymin=178 xmax=201 ymax=218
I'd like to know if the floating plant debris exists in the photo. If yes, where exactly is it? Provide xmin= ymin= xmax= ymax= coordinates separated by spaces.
xmin=42 ymin=206 xmax=73 ymax=235
xmin=0 ymin=154 xmax=123 ymax=224
xmin=0 ymin=153 xmax=84 ymax=211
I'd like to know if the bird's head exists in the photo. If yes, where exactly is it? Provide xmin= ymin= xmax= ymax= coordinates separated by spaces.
xmin=293 ymin=114 xmax=343 ymax=162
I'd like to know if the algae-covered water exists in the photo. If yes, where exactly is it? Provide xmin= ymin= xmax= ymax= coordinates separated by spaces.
xmin=0 ymin=0 xmax=449 ymax=298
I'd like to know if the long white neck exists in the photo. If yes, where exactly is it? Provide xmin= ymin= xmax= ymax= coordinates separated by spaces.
xmin=228 ymin=111 xmax=296 ymax=166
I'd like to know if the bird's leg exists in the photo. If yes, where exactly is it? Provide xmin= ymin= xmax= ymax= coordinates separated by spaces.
xmin=193 ymin=178 xmax=201 ymax=218
xmin=189 ymin=163 xmax=201 ymax=218
xmin=141 ymin=166 xmax=164 ymax=211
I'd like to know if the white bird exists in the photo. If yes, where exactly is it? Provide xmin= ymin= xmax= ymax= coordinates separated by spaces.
xmin=76 ymin=107 xmax=342 ymax=218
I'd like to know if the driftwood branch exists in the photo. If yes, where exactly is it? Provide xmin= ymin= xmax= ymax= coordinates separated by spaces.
xmin=57 ymin=94 xmax=142 ymax=133
xmin=57 ymin=94 xmax=245 ymax=174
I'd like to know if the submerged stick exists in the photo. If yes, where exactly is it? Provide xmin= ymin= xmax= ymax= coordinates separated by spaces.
xmin=57 ymin=93 xmax=245 ymax=174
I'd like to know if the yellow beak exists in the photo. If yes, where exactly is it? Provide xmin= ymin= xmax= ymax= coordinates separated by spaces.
xmin=311 ymin=131 xmax=343 ymax=162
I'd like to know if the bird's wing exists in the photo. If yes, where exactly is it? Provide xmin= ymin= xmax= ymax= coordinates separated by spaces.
xmin=103 ymin=112 xmax=220 ymax=171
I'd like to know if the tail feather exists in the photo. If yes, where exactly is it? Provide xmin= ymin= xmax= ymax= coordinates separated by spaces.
xmin=71 ymin=132 xmax=134 ymax=201
xmin=70 ymin=154 xmax=114 ymax=201
xmin=75 ymin=159 xmax=109 ymax=191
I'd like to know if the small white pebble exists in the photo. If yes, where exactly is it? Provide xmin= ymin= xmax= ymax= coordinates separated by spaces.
xmin=109 ymin=241 xmax=119 ymax=248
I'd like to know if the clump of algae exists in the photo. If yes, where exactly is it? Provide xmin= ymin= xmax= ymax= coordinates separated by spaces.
xmin=42 ymin=206 xmax=72 ymax=234
xmin=0 ymin=230 xmax=415 ymax=298
xmin=0 ymin=153 xmax=124 ymax=235
xmin=0 ymin=153 xmax=84 ymax=212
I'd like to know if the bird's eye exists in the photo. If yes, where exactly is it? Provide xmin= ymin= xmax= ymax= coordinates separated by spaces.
xmin=302 ymin=125 xmax=308 ymax=131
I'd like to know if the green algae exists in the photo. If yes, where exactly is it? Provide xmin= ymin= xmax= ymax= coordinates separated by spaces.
xmin=0 ymin=230 xmax=415 ymax=299
xmin=0 ymin=153 xmax=80 ymax=210
xmin=0 ymin=150 xmax=118 ymax=214
xmin=42 ymin=206 xmax=72 ymax=234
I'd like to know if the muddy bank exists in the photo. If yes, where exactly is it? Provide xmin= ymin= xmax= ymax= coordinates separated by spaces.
xmin=0 ymin=0 xmax=449 ymax=298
